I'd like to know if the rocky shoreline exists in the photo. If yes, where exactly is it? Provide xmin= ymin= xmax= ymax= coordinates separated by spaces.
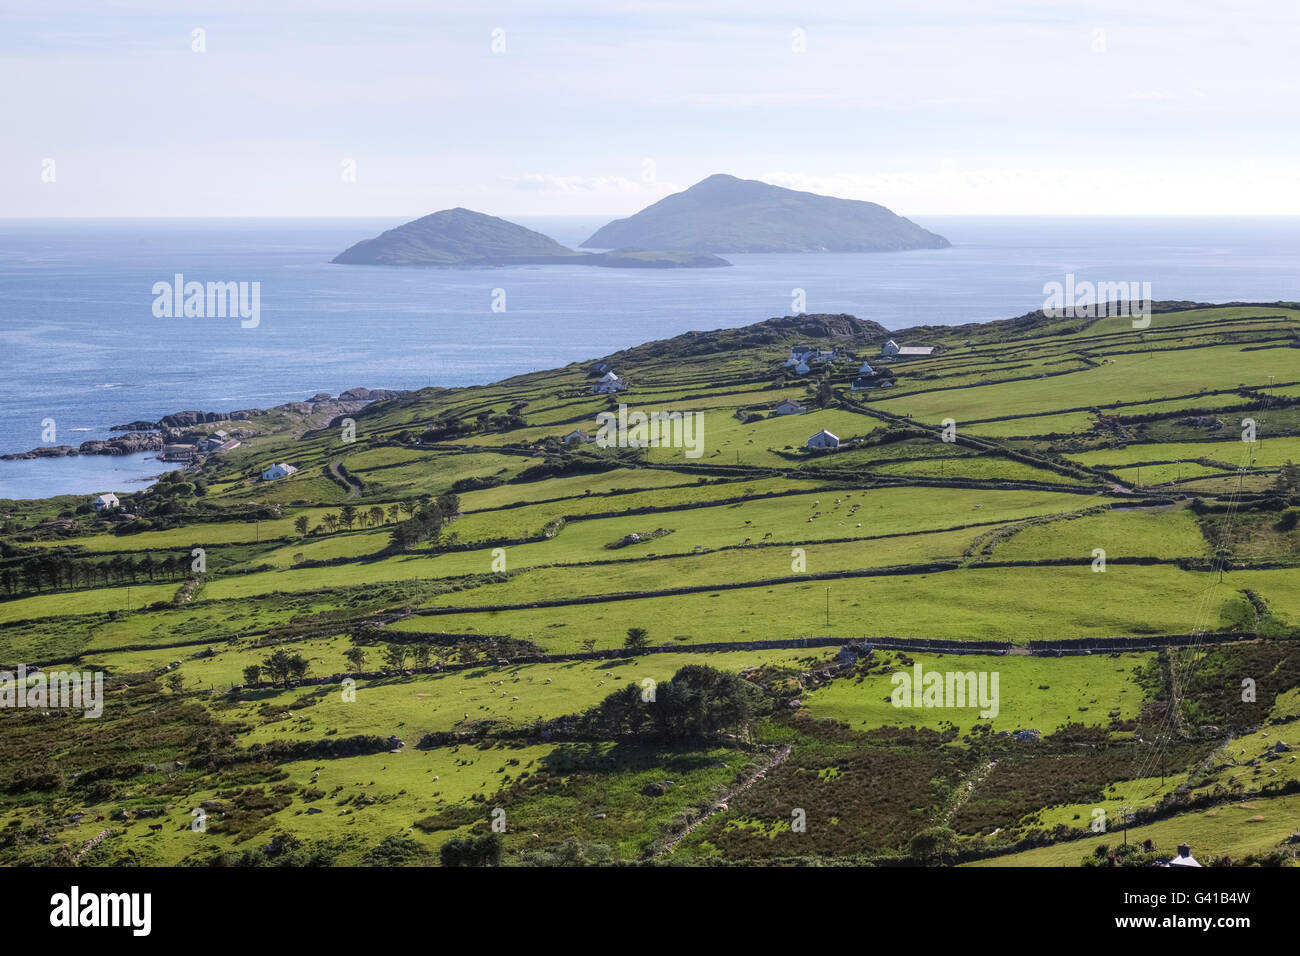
xmin=0 ymin=387 xmax=406 ymax=461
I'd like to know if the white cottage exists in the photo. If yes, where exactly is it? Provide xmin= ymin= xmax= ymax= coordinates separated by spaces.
xmin=773 ymin=399 xmax=807 ymax=416
xmin=92 ymin=493 xmax=120 ymax=511
xmin=593 ymin=371 xmax=625 ymax=394
xmin=806 ymin=429 xmax=840 ymax=450
xmin=262 ymin=463 xmax=298 ymax=481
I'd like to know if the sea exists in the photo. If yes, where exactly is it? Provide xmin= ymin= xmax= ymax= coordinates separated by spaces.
xmin=2 ymin=215 xmax=1299 ymax=501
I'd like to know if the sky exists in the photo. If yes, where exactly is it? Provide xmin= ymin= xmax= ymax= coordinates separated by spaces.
xmin=2 ymin=0 xmax=1298 ymax=218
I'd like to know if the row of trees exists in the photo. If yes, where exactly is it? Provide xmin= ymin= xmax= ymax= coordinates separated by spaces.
xmin=288 ymin=493 xmax=462 ymax=542
xmin=242 ymin=648 xmax=311 ymax=688
xmin=341 ymin=643 xmax=437 ymax=672
xmin=0 ymin=551 xmax=194 ymax=597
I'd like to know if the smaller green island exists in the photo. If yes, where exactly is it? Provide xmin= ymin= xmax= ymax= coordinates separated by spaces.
xmin=332 ymin=207 xmax=730 ymax=269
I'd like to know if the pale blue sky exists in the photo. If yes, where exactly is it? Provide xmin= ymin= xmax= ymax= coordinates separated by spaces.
xmin=3 ymin=0 xmax=1297 ymax=217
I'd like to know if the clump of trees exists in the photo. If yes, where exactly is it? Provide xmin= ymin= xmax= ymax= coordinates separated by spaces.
xmin=582 ymin=664 xmax=769 ymax=740
xmin=439 ymin=831 xmax=501 ymax=867
xmin=261 ymin=649 xmax=310 ymax=688
xmin=388 ymin=492 xmax=460 ymax=551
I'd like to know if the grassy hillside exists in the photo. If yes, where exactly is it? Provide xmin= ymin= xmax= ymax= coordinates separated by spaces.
xmin=1 ymin=303 xmax=1297 ymax=867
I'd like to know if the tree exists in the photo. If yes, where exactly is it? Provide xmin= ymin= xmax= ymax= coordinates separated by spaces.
xmin=624 ymin=627 xmax=650 ymax=653
xmin=288 ymin=654 xmax=310 ymax=682
xmin=389 ymin=502 xmax=444 ymax=552
xmin=294 ymin=515 xmax=310 ymax=536
xmin=344 ymin=647 xmax=367 ymax=672
xmin=383 ymin=644 xmax=410 ymax=672
xmin=367 ymin=506 xmax=384 ymax=528
xmin=580 ymin=638 xmax=598 ymax=655
xmin=595 ymin=683 xmax=649 ymax=736
xmin=651 ymin=665 xmax=767 ymax=739
xmin=439 ymin=831 xmax=501 ymax=867
xmin=323 ymin=514 xmax=339 ymax=532
xmin=413 ymin=645 xmax=432 ymax=668
xmin=263 ymin=649 xmax=309 ymax=688
xmin=340 ymin=504 xmax=357 ymax=530
xmin=908 ymin=826 xmax=957 ymax=866
xmin=815 ymin=377 xmax=833 ymax=408
xmin=243 ymin=664 xmax=262 ymax=685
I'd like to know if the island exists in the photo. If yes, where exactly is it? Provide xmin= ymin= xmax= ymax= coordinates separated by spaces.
xmin=581 ymin=173 xmax=950 ymax=254
xmin=332 ymin=207 xmax=730 ymax=268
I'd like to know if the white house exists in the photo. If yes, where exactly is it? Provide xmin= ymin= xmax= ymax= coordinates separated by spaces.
xmin=806 ymin=429 xmax=840 ymax=450
xmin=858 ymin=360 xmax=874 ymax=376
xmin=881 ymin=340 xmax=934 ymax=360
xmin=593 ymin=371 xmax=625 ymax=394
xmin=793 ymin=360 xmax=811 ymax=375
xmin=92 ymin=493 xmax=120 ymax=511
xmin=1165 ymin=844 xmax=1202 ymax=867
xmin=262 ymin=463 xmax=298 ymax=481
xmin=562 ymin=429 xmax=592 ymax=445
xmin=773 ymin=399 xmax=807 ymax=416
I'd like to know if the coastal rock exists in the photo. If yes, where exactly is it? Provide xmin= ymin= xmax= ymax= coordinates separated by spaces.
xmin=339 ymin=387 xmax=404 ymax=402
xmin=0 ymin=445 xmax=78 ymax=460
xmin=78 ymin=433 xmax=163 ymax=456
xmin=159 ymin=409 xmax=262 ymax=428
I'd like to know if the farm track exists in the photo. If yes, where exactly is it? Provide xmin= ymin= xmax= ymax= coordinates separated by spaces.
xmin=939 ymin=759 xmax=997 ymax=829
xmin=328 ymin=459 xmax=362 ymax=498
xmin=649 ymin=744 xmax=792 ymax=860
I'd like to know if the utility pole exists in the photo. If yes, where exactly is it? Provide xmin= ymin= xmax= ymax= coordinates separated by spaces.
xmin=825 ymin=587 xmax=830 ymax=628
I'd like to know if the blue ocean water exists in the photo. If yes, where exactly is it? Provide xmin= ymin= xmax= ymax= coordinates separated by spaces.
xmin=2 ymin=215 xmax=1298 ymax=500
